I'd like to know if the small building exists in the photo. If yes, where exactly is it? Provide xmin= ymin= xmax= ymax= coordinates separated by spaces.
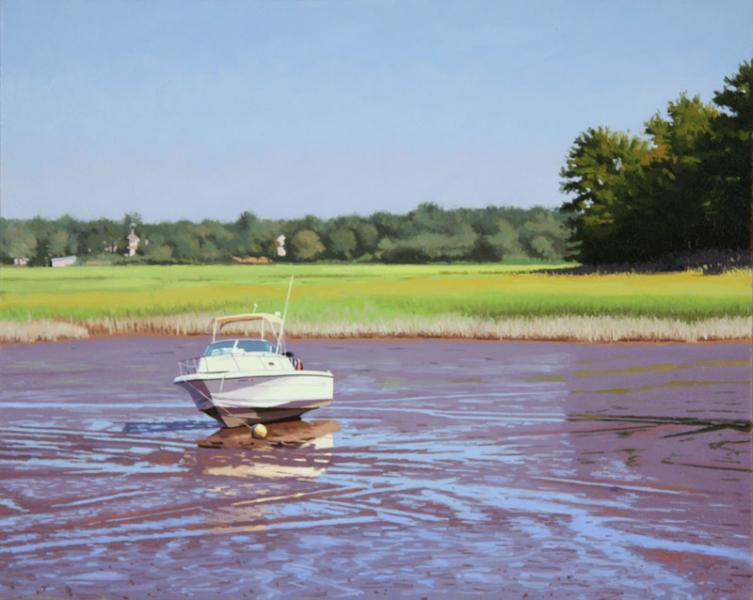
xmin=13 ymin=257 xmax=29 ymax=266
xmin=127 ymin=228 xmax=140 ymax=256
xmin=51 ymin=256 xmax=77 ymax=268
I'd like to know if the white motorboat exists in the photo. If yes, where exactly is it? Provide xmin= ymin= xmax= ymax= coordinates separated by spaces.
xmin=174 ymin=279 xmax=334 ymax=427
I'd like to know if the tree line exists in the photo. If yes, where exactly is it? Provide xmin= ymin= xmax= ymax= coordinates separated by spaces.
xmin=0 ymin=204 xmax=569 ymax=265
xmin=559 ymin=59 xmax=752 ymax=265
xmin=3 ymin=60 xmax=748 ymax=268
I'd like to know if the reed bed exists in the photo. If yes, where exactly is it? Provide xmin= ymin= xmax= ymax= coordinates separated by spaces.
xmin=290 ymin=315 xmax=753 ymax=342
xmin=0 ymin=319 xmax=90 ymax=343
xmin=2 ymin=314 xmax=750 ymax=343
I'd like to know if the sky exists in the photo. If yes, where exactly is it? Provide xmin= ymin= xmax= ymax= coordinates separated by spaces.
xmin=2 ymin=0 xmax=752 ymax=222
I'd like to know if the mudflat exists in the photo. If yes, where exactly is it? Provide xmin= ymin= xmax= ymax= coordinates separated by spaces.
xmin=0 ymin=338 xmax=750 ymax=598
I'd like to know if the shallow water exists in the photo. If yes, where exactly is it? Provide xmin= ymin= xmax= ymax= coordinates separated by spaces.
xmin=0 ymin=338 xmax=751 ymax=598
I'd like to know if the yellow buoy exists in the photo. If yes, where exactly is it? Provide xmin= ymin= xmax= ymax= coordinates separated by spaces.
xmin=251 ymin=423 xmax=268 ymax=439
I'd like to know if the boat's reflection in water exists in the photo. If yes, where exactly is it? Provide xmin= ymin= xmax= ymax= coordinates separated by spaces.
xmin=191 ymin=419 xmax=340 ymax=482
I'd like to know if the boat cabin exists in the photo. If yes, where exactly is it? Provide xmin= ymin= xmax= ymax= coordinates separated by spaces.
xmin=197 ymin=344 xmax=294 ymax=374
xmin=180 ymin=312 xmax=298 ymax=375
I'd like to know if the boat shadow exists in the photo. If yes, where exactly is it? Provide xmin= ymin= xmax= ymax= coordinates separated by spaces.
xmin=197 ymin=418 xmax=340 ymax=449
xmin=190 ymin=419 xmax=341 ymax=481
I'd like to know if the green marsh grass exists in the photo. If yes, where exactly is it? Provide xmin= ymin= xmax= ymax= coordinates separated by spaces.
xmin=1 ymin=264 xmax=750 ymax=342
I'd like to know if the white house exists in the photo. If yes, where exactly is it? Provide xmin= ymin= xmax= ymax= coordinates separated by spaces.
xmin=127 ymin=228 xmax=140 ymax=256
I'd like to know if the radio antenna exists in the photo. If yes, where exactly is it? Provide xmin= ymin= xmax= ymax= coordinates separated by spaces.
xmin=276 ymin=275 xmax=294 ymax=353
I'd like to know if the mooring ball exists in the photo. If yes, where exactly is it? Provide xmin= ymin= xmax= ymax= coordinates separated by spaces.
xmin=252 ymin=423 xmax=268 ymax=439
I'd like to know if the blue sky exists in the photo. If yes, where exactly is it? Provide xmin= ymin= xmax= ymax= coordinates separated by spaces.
xmin=2 ymin=0 xmax=752 ymax=221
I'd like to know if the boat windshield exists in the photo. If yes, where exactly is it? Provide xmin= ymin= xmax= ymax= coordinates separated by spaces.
xmin=204 ymin=341 xmax=235 ymax=356
xmin=236 ymin=339 xmax=276 ymax=353
xmin=203 ymin=339 xmax=276 ymax=356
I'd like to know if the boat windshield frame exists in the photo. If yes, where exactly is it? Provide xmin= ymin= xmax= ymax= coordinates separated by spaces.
xmin=203 ymin=338 xmax=277 ymax=357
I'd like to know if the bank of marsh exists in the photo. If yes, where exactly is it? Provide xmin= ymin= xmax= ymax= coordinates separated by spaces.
xmin=1 ymin=264 xmax=750 ymax=342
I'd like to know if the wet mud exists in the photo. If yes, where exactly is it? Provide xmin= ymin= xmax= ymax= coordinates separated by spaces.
xmin=0 ymin=338 xmax=751 ymax=598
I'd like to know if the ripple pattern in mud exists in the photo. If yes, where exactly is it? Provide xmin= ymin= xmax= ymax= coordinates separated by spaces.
xmin=0 ymin=338 xmax=750 ymax=598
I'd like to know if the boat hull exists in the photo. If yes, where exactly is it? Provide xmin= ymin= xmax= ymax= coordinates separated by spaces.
xmin=174 ymin=371 xmax=334 ymax=427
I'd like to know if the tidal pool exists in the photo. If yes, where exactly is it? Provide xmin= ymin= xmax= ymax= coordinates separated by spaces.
xmin=0 ymin=338 xmax=750 ymax=598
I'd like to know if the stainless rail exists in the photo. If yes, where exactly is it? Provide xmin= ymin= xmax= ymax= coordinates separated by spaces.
xmin=177 ymin=357 xmax=201 ymax=376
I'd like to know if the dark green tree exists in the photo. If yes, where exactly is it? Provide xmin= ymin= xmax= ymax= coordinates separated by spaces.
xmin=708 ymin=59 xmax=752 ymax=248
xmin=560 ymin=127 xmax=651 ymax=262
xmin=640 ymin=94 xmax=718 ymax=255
xmin=471 ymin=235 xmax=503 ymax=262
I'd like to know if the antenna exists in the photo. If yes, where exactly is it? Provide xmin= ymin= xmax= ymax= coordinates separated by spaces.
xmin=276 ymin=275 xmax=294 ymax=353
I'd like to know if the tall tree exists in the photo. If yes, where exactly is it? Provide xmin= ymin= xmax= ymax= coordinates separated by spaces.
xmin=641 ymin=94 xmax=718 ymax=255
xmin=709 ymin=59 xmax=753 ymax=249
xmin=559 ymin=127 xmax=651 ymax=262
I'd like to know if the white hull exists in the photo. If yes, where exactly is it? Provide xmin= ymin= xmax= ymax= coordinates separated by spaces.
xmin=174 ymin=370 xmax=334 ymax=427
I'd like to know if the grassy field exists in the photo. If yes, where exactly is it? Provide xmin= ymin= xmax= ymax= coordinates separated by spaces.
xmin=1 ymin=263 xmax=750 ymax=342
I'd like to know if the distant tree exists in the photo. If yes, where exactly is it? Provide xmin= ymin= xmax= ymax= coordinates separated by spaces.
xmin=287 ymin=215 xmax=324 ymax=239
xmin=380 ymin=228 xmax=475 ymax=262
xmin=81 ymin=219 xmax=121 ymax=254
xmin=54 ymin=214 xmax=80 ymax=254
xmin=488 ymin=219 xmax=524 ymax=257
xmin=235 ymin=211 xmax=257 ymax=232
xmin=233 ymin=212 xmax=281 ymax=257
xmin=1 ymin=222 xmax=37 ymax=260
xmin=291 ymin=229 xmax=325 ymax=261
xmin=372 ymin=210 xmax=417 ymax=239
xmin=122 ymin=213 xmax=143 ymax=243
xmin=328 ymin=228 xmax=358 ymax=260
xmin=144 ymin=243 xmax=174 ymax=263
xmin=0 ymin=203 xmax=579 ymax=265
xmin=529 ymin=235 xmax=558 ymax=260
xmin=170 ymin=223 xmax=202 ymax=261
xmin=200 ymin=240 xmax=222 ymax=261
xmin=410 ymin=202 xmax=444 ymax=233
xmin=380 ymin=242 xmax=430 ymax=263
xmin=47 ymin=230 xmax=70 ymax=256
xmin=518 ymin=210 xmax=568 ymax=260
xmin=471 ymin=235 xmax=503 ymax=262
xmin=464 ymin=206 xmax=501 ymax=235
xmin=354 ymin=222 xmax=379 ymax=255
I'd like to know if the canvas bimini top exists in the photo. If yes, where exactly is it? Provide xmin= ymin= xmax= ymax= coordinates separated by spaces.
xmin=211 ymin=312 xmax=286 ymax=350
xmin=210 ymin=275 xmax=295 ymax=352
